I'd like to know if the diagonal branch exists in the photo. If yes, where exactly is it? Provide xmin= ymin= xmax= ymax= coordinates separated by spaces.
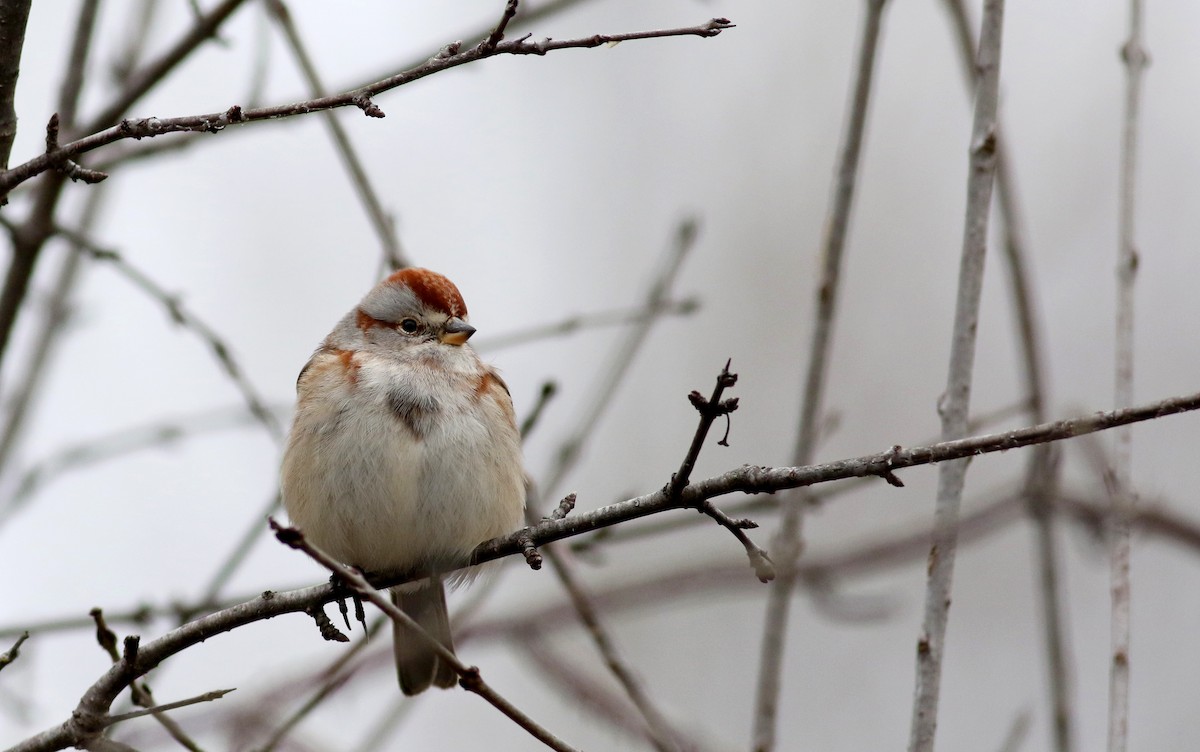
xmin=0 ymin=17 xmax=734 ymax=199
xmin=269 ymin=519 xmax=581 ymax=752
xmin=753 ymin=1 xmax=890 ymax=747
xmin=266 ymin=0 xmax=410 ymax=271
xmin=10 ymin=387 xmax=1200 ymax=752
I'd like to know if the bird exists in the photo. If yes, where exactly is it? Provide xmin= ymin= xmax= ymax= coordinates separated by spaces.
xmin=281 ymin=268 xmax=526 ymax=694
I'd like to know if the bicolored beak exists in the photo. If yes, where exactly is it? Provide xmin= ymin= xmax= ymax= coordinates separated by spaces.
xmin=439 ymin=317 xmax=476 ymax=346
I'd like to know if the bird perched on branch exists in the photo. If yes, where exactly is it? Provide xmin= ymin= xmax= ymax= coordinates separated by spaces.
xmin=282 ymin=268 xmax=526 ymax=694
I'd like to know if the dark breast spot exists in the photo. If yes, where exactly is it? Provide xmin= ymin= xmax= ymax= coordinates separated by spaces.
xmin=387 ymin=388 xmax=439 ymax=438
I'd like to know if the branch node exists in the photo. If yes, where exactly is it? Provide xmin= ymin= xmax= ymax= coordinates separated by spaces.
xmin=547 ymin=493 xmax=577 ymax=521
xmin=121 ymin=635 xmax=140 ymax=667
xmin=89 ymin=607 xmax=120 ymax=662
xmin=517 ymin=527 xmax=542 ymax=570
xmin=45 ymin=113 xmax=61 ymax=153
xmin=457 ymin=664 xmax=484 ymax=692
xmin=435 ymin=41 xmax=464 ymax=60
xmin=353 ymin=96 xmax=386 ymax=118
xmin=0 ymin=631 xmax=30 ymax=672
xmin=481 ymin=0 xmax=520 ymax=52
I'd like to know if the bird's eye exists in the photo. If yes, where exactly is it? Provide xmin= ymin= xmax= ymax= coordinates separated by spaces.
xmin=399 ymin=318 xmax=420 ymax=334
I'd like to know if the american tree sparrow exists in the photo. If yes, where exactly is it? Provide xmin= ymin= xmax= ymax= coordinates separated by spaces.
xmin=281 ymin=268 xmax=526 ymax=695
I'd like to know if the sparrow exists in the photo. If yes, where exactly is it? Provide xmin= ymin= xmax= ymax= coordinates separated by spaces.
xmin=281 ymin=268 xmax=525 ymax=694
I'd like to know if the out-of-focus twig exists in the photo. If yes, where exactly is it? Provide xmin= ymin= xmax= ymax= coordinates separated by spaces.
xmin=0 ymin=630 xmax=28 ymax=672
xmin=752 ymin=1 xmax=889 ymax=748
xmin=0 ymin=0 xmax=253 ymax=402
xmin=266 ymin=0 xmax=409 ymax=271
xmin=526 ymin=219 xmax=701 ymax=750
xmin=541 ymin=218 xmax=699 ymax=498
xmin=908 ymin=2 xmax=1007 ymax=750
xmin=514 ymin=630 xmax=731 ymax=752
xmin=44 ymin=223 xmax=283 ymax=442
xmin=478 ymin=298 xmax=699 ymax=352
xmin=1109 ymin=2 xmax=1147 ymax=751
xmin=0 ymin=0 xmax=32 ymax=171
xmin=270 ymin=518 xmax=581 ymax=752
xmin=0 ymin=190 xmax=102 ymax=497
xmin=2 ymin=403 xmax=281 ymax=524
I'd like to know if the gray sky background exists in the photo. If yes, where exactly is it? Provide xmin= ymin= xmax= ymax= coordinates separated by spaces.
xmin=3 ymin=1 xmax=1200 ymax=750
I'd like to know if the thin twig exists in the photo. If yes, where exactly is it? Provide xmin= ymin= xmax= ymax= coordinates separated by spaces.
xmin=0 ymin=630 xmax=28 ymax=671
xmin=514 ymin=631 xmax=730 ymax=752
xmin=10 ymin=389 xmax=1200 ymax=752
xmin=0 ymin=0 xmax=252 ymax=403
xmin=996 ymin=710 xmax=1033 ymax=752
xmin=666 ymin=362 xmax=772 ymax=581
xmin=1110 ymin=4 xmax=1146 ymax=751
xmin=0 ymin=17 xmax=734 ymax=199
xmin=523 ymin=220 xmax=701 ymax=748
xmin=46 ymin=223 xmax=283 ymax=442
xmin=535 ymin=540 xmax=681 ymax=752
xmin=89 ymin=610 xmax=207 ymax=752
xmin=190 ymin=491 xmax=281 ymax=618
xmin=572 ymin=398 xmax=1034 ymax=551
xmin=519 ymin=380 xmax=558 ymax=440
xmin=477 ymin=298 xmax=699 ymax=352
xmin=2 ymin=403 xmax=280 ymax=523
xmin=908 ymin=2 xmax=1007 ymax=750
xmin=266 ymin=0 xmax=409 ymax=270
xmin=79 ymin=0 xmax=253 ymax=136
xmin=269 ymin=519 xmax=581 ymax=752
xmin=753 ymin=2 xmax=889 ymax=748
xmin=541 ymin=217 xmax=700 ymax=498
xmin=105 ymin=689 xmax=235 ymax=726
xmin=0 ymin=188 xmax=104 ymax=494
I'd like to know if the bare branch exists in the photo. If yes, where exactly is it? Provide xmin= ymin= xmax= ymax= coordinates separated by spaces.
xmin=0 ymin=18 xmax=734 ymax=198
xmin=753 ymin=1 xmax=890 ymax=746
xmin=541 ymin=217 xmax=699 ymax=498
xmin=269 ymin=519 xmax=581 ymax=752
xmin=46 ymin=223 xmax=284 ymax=442
xmin=477 ymin=298 xmax=699 ymax=352
xmin=0 ymin=0 xmax=32 ymax=170
xmin=104 ymin=689 xmax=236 ymax=726
xmin=266 ymin=0 xmax=410 ymax=270
xmin=909 ymin=1 xmax=1007 ymax=750
xmin=938 ymin=2 xmax=1074 ymax=747
xmin=10 ymin=389 xmax=1200 ymax=752
xmin=0 ymin=0 xmax=253 ymax=403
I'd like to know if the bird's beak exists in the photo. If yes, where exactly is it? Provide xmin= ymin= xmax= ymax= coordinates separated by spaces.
xmin=440 ymin=317 xmax=476 ymax=346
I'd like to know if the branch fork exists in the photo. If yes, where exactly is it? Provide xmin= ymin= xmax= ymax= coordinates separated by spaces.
xmin=667 ymin=361 xmax=775 ymax=582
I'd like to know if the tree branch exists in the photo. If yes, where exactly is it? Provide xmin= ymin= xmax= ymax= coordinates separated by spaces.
xmin=0 ymin=17 xmax=734 ymax=199
xmin=9 ymin=387 xmax=1200 ymax=752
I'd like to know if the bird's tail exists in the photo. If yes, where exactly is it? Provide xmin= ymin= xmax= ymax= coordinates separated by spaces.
xmin=392 ymin=577 xmax=457 ymax=695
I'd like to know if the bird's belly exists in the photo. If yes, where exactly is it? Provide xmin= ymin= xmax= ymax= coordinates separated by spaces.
xmin=283 ymin=397 xmax=523 ymax=576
